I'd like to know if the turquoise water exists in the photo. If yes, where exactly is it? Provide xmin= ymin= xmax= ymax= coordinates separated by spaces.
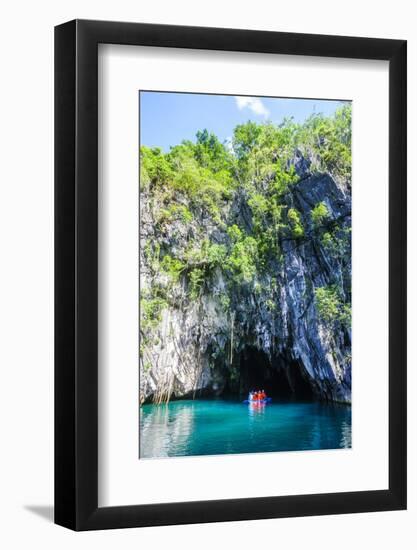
xmin=140 ymin=398 xmax=351 ymax=458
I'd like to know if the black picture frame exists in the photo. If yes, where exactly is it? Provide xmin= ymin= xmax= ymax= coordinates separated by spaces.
xmin=55 ymin=19 xmax=407 ymax=531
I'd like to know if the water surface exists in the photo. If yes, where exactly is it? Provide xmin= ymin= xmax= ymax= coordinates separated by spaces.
xmin=140 ymin=398 xmax=351 ymax=458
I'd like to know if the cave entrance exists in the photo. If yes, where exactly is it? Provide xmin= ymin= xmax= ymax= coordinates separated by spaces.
xmin=234 ymin=346 xmax=314 ymax=400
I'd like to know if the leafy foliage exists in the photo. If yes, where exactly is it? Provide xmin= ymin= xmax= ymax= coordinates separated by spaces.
xmin=311 ymin=202 xmax=330 ymax=228
xmin=140 ymin=147 xmax=173 ymax=189
xmin=160 ymin=254 xmax=185 ymax=282
xmin=140 ymin=295 xmax=168 ymax=332
xmin=294 ymin=104 xmax=352 ymax=181
xmin=287 ymin=208 xmax=305 ymax=238
xmin=189 ymin=268 xmax=205 ymax=299
xmin=314 ymin=285 xmax=351 ymax=328
xmin=158 ymin=204 xmax=193 ymax=225
xmin=226 ymin=236 xmax=259 ymax=284
xmin=139 ymin=104 xmax=352 ymax=340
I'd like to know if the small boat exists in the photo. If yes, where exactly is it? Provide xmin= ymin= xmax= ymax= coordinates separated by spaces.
xmin=243 ymin=397 xmax=272 ymax=404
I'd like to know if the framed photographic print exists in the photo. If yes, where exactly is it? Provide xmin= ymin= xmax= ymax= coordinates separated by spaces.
xmin=55 ymin=20 xmax=406 ymax=530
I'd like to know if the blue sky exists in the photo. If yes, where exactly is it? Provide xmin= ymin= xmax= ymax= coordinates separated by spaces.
xmin=140 ymin=91 xmax=350 ymax=151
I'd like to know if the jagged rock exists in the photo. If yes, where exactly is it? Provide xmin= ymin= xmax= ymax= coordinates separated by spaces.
xmin=140 ymin=169 xmax=351 ymax=404
xmin=288 ymin=148 xmax=311 ymax=179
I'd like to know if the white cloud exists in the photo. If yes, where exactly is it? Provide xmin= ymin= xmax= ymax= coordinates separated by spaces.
xmin=235 ymin=96 xmax=270 ymax=118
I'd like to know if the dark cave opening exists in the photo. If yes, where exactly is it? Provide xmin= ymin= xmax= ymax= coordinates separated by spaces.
xmin=229 ymin=346 xmax=315 ymax=400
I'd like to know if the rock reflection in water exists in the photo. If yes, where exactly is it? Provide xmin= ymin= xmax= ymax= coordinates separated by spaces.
xmin=140 ymin=399 xmax=352 ymax=459
xmin=140 ymin=403 xmax=194 ymax=458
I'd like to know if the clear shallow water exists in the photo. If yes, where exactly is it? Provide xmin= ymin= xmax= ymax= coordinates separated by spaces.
xmin=140 ymin=398 xmax=351 ymax=458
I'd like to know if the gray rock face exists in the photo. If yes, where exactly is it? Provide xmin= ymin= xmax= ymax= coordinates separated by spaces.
xmin=288 ymin=148 xmax=312 ymax=179
xmin=140 ymin=166 xmax=351 ymax=404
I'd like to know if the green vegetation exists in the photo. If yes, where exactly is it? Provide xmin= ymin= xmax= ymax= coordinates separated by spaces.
xmin=140 ymin=147 xmax=173 ymax=189
xmin=294 ymin=104 xmax=352 ymax=180
xmin=140 ymin=105 xmax=351 ymax=341
xmin=287 ymin=208 xmax=305 ymax=238
xmin=160 ymin=254 xmax=185 ymax=282
xmin=158 ymin=204 xmax=193 ymax=225
xmin=226 ymin=236 xmax=259 ymax=284
xmin=140 ymin=295 xmax=168 ymax=332
xmin=189 ymin=268 xmax=205 ymax=299
xmin=314 ymin=285 xmax=351 ymax=328
xmin=311 ymin=202 xmax=330 ymax=228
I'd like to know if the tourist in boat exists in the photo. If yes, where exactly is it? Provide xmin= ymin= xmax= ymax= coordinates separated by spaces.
xmin=249 ymin=390 xmax=260 ymax=401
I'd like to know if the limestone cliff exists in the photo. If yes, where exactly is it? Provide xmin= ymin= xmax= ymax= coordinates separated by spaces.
xmin=139 ymin=109 xmax=352 ymax=404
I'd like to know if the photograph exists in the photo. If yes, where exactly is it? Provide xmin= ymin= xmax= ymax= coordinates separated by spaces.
xmin=139 ymin=91 xmax=352 ymax=459
xmin=0 ymin=0 xmax=410 ymax=543
xmin=0 ymin=2 xmax=408 ymax=542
